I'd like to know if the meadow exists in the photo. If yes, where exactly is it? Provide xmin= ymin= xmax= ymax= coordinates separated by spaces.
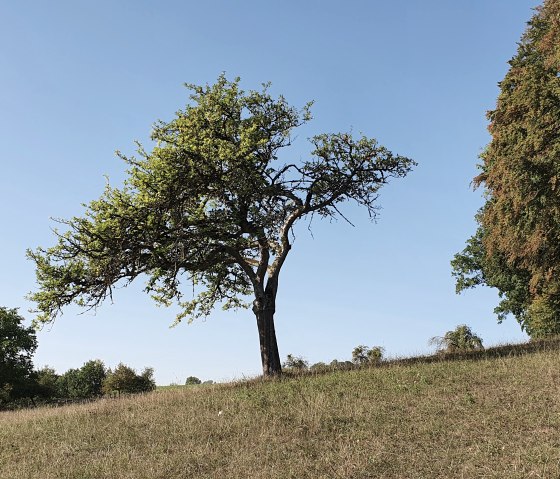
xmin=1 ymin=341 xmax=559 ymax=479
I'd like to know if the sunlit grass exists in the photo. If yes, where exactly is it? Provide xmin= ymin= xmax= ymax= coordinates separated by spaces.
xmin=1 ymin=341 xmax=560 ymax=478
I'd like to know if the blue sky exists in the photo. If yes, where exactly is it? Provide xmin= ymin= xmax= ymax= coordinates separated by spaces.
xmin=0 ymin=0 xmax=538 ymax=384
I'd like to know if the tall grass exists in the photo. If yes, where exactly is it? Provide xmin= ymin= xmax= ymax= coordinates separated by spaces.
xmin=1 ymin=343 xmax=560 ymax=478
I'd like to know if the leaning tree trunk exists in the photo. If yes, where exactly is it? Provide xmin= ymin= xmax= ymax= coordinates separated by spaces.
xmin=253 ymin=289 xmax=282 ymax=376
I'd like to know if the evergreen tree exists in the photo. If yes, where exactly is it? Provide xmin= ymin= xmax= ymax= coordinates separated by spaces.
xmin=452 ymin=0 xmax=560 ymax=337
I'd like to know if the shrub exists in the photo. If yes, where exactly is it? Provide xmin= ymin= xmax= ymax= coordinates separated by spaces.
xmin=102 ymin=364 xmax=156 ymax=395
xmin=367 ymin=346 xmax=384 ymax=364
xmin=352 ymin=345 xmax=384 ymax=366
xmin=56 ymin=360 xmax=107 ymax=399
xmin=78 ymin=360 xmax=107 ymax=397
xmin=35 ymin=366 xmax=59 ymax=399
xmin=282 ymin=354 xmax=309 ymax=371
xmin=430 ymin=325 xmax=484 ymax=353
xmin=185 ymin=376 xmax=202 ymax=385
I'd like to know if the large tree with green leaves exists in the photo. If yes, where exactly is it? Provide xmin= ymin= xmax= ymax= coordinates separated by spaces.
xmin=28 ymin=75 xmax=414 ymax=376
xmin=0 ymin=307 xmax=39 ymax=407
xmin=452 ymin=0 xmax=560 ymax=337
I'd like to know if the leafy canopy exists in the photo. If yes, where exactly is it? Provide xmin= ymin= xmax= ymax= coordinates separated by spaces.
xmin=28 ymin=75 xmax=415 ymax=326
xmin=0 ymin=307 xmax=38 ymax=405
xmin=102 ymin=363 xmax=155 ymax=395
xmin=429 ymin=325 xmax=484 ymax=353
xmin=351 ymin=345 xmax=384 ymax=365
xmin=452 ymin=0 xmax=560 ymax=337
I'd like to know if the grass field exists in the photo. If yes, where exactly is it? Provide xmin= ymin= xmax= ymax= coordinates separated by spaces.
xmin=1 ymin=342 xmax=560 ymax=478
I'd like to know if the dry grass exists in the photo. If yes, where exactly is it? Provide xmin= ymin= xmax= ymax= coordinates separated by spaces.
xmin=2 ymin=345 xmax=560 ymax=478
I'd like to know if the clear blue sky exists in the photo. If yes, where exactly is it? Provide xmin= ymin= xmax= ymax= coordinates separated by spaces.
xmin=0 ymin=0 xmax=538 ymax=384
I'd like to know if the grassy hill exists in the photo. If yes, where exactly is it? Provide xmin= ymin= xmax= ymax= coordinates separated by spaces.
xmin=1 ymin=341 xmax=560 ymax=479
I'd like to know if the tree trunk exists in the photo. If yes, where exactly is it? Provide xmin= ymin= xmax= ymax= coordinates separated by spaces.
xmin=253 ymin=292 xmax=282 ymax=376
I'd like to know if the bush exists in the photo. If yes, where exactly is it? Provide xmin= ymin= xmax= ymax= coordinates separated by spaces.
xmin=35 ymin=366 xmax=59 ymax=399
xmin=352 ymin=345 xmax=384 ymax=366
xmin=56 ymin=360 xmax=107 ymax=399
xmin=283 ymin=354 xmax=309 ymax=371
xmin=185 ymin=376 xmax=202 ymax=385
xmin=77 ymin=360 xmax=107 ymax=397
xmin=103 ymin=364 xmax=156 ymax=395
xmin=430 ymin=325 xmax=484 ymax=353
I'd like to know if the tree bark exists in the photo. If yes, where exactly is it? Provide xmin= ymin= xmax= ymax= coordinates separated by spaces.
xmin=253 ymin=292 xmax=282 ymax=376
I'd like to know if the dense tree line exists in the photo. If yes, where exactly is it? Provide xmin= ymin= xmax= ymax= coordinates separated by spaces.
xmin=0 ymin=307 xmax=155 ymax=410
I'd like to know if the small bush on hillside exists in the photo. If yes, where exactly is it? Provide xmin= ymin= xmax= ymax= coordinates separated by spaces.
xmin=283 ymin=354 xmax=309 ymax=371
xmin=430 ymin=325 xmax=484 ymax=353
xmin=103 ymin=364 xmax=155 ymax=395
xmin=352 ymin=345 xmax=384 ymax=366
xmin=185 ymin=376 xmax=202 ymax=385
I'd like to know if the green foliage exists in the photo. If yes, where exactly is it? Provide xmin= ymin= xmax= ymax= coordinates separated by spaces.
xmin=351 ymin=345 xmax=384 ymax=365
xmin=35 ymin=366 xmax=59 ymax=398
xmin=27 ymin=74 xmax=415 ymax=375
xmin=452 ymin=0 xmax=560 ymax=337
xmin=185 ymin=376 xmax=202 ymax=385
xmin=102 ymin=364 xmax=156 ymax=395
xmin=0 ymin=307 xmax=39 ymax=407
xmin=56 ymin=360 xmax=107 ymax=399
xmin=55 ymin=368 xmax=80 ymax=398
xmin=429 ymin=325 xmax=484 ymax=353
xmin=282 ymin=354 xmax=309 ymax=371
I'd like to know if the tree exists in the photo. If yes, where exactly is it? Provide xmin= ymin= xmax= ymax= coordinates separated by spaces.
xmin=367 ymin=346 xmax=384 ymax=364
xmin=79 ymin=359 xmax=108 ymax=397
xmin=102 ymin=364 xmax=156 ymax=395
xmin=185 ymin=376 xmax=201 ymax=385
xmin=282 ymin=354 xmax=308 ymax=371
xmin=54 ymin=360 xmax=107 ymax=399
xmin=429 ymin=325 xmax=484 ymax=354
xmin=452 ymin=0 xmax=560 ymax=337
xmin=35 ymin=366 xmax=59 ymax=399
xmin=351 ymin=345 xmax=384 ymax=365
xmin=28 ymin=75 xmax=415 ymax=376
xmin=0 ymin=307 xmax=39 ymax=407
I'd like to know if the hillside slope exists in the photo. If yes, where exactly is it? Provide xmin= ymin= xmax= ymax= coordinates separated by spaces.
xmin=1 ymin=346 xmax=559 ymax=478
